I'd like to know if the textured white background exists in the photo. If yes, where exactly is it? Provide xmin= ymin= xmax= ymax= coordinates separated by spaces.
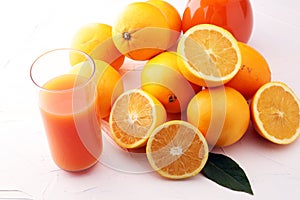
xmin=0 ymin=0 xmax=300 ymax=199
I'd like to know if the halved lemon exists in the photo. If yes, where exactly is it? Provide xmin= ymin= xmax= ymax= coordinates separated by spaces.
xmin=251 ymin=82 xmax=300 ymax=144
xmin=177 ymin=24 xmax=241 ymax=87
xmin=146 ymin=120 xmax=209 ymax=179
xmin=109 ymin=89 xmax=167 ymax=149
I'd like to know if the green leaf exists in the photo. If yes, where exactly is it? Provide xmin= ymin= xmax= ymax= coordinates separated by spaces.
xmin=201 ymin=152 xmax=254 ymax=195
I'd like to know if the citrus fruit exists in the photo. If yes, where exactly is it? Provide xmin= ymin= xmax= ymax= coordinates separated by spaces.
xmin=187 ymin=86 xmax=250 ymax=147
xmin=141 ymin=51 xmax=201 ymax=113
xmin=251 ymin=82 xmax=300 ymax=144
xmin=147 ymin=0 xmax=182 ymax=47
xmin=182 ymin=0 xmax=253 ymax=43
xmin=146 ymin=120 xmax=209 ymax=179
xmin=112 ymin=2 xmax=171 ymax=60
xmin=177 ymin=24 xmax=241 ymax=87
xmin=109 ymin=89 xmax=167 ymax=149
xmin=69 ymin=60 xmax=124 ymax=119
xmin=70 ymin=23 xmax=125 ymax=70
xmin=226 ymin=42 xmax=271 ymax=100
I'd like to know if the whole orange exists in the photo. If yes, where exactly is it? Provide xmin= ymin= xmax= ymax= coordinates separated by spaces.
xmin=141 ymin=51 xmax=201 ymax=113
xmin=112 ymin=2 xmax=171 ymax=60
xmin=226 ymin=42 xmax=271 ymax=100
xmin=70 ymin=23 xmax=125 ymax=70
xmin=147 ymin=0 xmax=182 ymax=47
xmin=187 ymin=86 xmax=250 ymax=147
xmin=69 ymin=60 xmax=124 ymax=119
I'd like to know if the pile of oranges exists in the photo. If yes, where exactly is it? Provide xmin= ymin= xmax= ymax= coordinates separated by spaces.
xmin=69 ymin=0 xmax=300 ymax=179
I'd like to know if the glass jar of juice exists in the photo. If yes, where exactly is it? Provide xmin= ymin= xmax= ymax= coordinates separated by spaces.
xmin=182 ymin=0 xmax=253 ymax=43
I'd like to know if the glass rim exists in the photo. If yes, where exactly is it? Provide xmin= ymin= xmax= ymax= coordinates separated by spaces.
xmin=30 ymin=48 xmax=96 ymax=93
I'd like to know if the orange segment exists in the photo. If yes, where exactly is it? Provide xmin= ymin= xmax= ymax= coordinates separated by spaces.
xmin=251 ymin=82 xmax=300 ymax=144
xmin=109 ymin=89 xmax=167 ymax=149
xmin=146 ymin=120 xmax=209 ymax=179
xmin=177 ymin=24 xmax=241 ymax=87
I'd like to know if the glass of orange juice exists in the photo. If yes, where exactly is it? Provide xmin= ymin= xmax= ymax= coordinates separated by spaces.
xmin=30 ymin=48 xmax=102 ymax=172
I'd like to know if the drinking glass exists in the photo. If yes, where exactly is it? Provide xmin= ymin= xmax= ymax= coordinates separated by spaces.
xmin=30 ymin=48 xmax=102 ymax=172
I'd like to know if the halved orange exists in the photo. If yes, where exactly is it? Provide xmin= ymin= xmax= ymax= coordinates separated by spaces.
xmin=146 ymin=120 xmax=209 ymax=179
xmin=251 ymin=82 xmax=300 ymax=144
xmin=177 ymin=24 xmax=241 ymax=87
xmin=109 ymin=89 xmax=167 ymax=149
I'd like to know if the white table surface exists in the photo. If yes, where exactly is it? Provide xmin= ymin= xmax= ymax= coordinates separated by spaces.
xmin=1 ymin=0 xmax=300 ymax=199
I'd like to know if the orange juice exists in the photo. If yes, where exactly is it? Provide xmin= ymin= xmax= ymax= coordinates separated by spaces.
xmin=39 ymin=74 xmax=102 ymax=171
